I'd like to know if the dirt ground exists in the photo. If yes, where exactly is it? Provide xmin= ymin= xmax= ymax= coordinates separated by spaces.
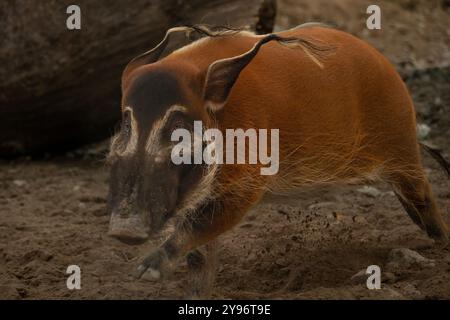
xmin=1 ymin=0 xmax=449 ymax=299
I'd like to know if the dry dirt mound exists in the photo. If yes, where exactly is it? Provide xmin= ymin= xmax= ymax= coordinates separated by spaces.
xmin=0 ymin=152 xmax=449 ymax=299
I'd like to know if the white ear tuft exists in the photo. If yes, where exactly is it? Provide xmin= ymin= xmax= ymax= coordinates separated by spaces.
xmin=205 ymin=100 xmax=227 ymax=113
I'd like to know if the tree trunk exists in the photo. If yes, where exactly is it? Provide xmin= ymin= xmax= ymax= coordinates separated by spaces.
xmin=0 ymin=0 xmax=276 ymax=156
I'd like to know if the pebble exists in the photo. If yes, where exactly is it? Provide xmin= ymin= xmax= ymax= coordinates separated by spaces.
xmin=13 ymin=180 xmax=27 ymax=187
xmin=78 ymin=202 xmax=87 ymax=210
xmin=357 ymin=186 xmax=382 ymax=198
xmin=416 ymin=123 xmax=431 ymax=140
xmin=387 ymin=248 xmax=435 ymax=269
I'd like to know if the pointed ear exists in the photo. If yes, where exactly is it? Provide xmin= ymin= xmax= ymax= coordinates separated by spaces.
xmin=123 ymin=25 xmax=241 ymax=80
xmin=202 ymin=33 xmax=334 ymax=112
xmin=203 ymin=34 xmax=285 ymax=112
xmin=122 ymin=27 xmax=196 ymax=80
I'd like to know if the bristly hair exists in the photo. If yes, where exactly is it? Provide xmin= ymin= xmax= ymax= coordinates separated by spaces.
xmin=184 ymin=24 xmax=244 ymax=39
xmin=181 ymin=24 xmax=336 ymax=68
xmin=124 ymin=23 xmax=335 ymax=78
xmin=274 ymin=34 xmax=336 ymax=69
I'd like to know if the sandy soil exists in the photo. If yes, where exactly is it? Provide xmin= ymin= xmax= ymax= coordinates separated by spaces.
xmin=0 ymin=151 xmax=449 ymax=299
xmin=1 ymin=0 xmax=449 ymax=299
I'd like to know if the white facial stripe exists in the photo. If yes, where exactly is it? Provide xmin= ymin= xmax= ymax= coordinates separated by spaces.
xmin=145 ymin=105 xmax=188 ymax=157
xmin=109 ymin=106 xmax=138 ymax=157
xmin=122 ymin=106 xmax=138 ymax=155
xmin=141 ymin=104 xmax=217 ymax=217
xmin=175 ymin=162 xmax=218 ymax=217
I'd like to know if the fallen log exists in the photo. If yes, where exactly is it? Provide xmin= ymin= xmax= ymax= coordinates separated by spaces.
xmin=0 ymin=0 xmax=276 ymax=156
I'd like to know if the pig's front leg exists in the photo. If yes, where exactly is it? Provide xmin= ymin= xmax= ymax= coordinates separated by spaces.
xmin=134 ymin=194 xmax=256 ymax=283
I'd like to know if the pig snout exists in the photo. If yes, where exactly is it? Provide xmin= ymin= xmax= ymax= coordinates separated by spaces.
xmin=108 ymin=212 xmax=148 ymax=245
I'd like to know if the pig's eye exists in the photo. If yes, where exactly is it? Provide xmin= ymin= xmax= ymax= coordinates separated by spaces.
xmin=164 ymin=111 xmax=191 ymax=140
xmin=167 ymin=112 xmax=188 ymax=133
xmin=170 ymin=119 xmax=185 ymax=132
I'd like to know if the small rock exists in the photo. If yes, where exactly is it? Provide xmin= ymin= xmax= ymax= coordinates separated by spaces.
xmin=13 ymin=180 xmax=27 ymax=187
xmin=357 ymin=186 xmax=382 ymax=198
xmin=433 ymin=96 xmax=442 ymax=106
xmin=416 ymin=123 xmax=431 ymax=140
xmin=387 ymin=248 xmax=435 ymax=270
xmin=383 ymin=191 xmax=395 ymax=197
xmin=78 ymin=202 xmax=87 ymax=210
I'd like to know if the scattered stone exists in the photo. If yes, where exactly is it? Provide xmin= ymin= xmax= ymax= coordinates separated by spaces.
xmin=78 ymin=202 xmax=87 ymax=210
xmin=357 ymin=186 xmax=382 ymax=198
xmin=433 ymin=96 xmax=442 ymax=106
xmin=416 ymin=123 xmax=431 ymax=140
xmin=387 ymin=248 xmax=435 ymax=270
xmin=383 ymin=191 xmax=395 ymax=197
xmin=13 ymin=180 xmax=27 ymax=187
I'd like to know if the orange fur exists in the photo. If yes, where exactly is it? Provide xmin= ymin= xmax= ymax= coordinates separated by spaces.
xmin=159 ymin=27 xmax=416 ymax=198
xmin=128 ymin=26 xmax=448 ymax=289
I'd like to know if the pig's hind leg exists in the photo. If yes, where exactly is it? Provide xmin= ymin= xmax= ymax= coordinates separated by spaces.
xmin=388 ymin=169 xmax=449 ymax=244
